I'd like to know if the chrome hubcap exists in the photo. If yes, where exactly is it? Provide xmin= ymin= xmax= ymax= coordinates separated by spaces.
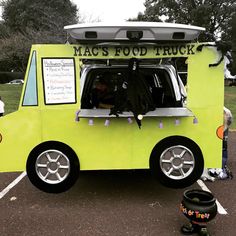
xmin=160 ymin=145 xmax=195 ymax=180
xmin=35 ymin=150 xmax=70 ymax=184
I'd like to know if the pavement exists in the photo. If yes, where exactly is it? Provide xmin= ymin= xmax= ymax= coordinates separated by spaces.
xmin=0 ymin=132 xmax=235 ymax=236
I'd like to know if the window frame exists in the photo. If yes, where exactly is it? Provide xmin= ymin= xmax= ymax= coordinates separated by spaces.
xmin=81 ymin=66 xmax=180 ymax=109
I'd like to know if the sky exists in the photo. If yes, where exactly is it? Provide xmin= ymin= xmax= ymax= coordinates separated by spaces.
xmin=72 ymin=0 xmax=146 ymax=22
xmin=0 ymin=1 xmax=146 ymax=22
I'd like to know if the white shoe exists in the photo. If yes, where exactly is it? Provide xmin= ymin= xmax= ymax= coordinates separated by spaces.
xmin=218 ymin=171 xmax=228 ymax=180
xmin=201 ymin=169 xmax=215 ymax=182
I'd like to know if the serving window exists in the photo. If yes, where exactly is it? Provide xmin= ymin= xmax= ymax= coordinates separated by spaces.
xmin=81 ymin=67 xmax=182 ymax=110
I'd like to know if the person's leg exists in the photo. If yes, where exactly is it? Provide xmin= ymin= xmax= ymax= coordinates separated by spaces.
xmin=222 ymin=148 xmax=227 ymax=168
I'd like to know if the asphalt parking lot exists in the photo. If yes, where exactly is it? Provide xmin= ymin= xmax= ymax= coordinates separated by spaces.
xmin=0 ymin=132 xmax=235 ymax=236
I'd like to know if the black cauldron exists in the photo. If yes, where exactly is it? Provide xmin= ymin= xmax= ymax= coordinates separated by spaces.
xmin=180 ymin=189 xmax=217 ymax=224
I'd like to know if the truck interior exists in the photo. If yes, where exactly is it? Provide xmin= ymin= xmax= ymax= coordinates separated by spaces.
xmin=81 ymin=59 xmax=185 ymax=112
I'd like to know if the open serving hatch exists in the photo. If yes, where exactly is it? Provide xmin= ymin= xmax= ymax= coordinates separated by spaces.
xmin=64 ymin=22 xmax=205 ymax=42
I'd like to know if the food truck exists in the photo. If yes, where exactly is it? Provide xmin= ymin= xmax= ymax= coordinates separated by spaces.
xmin=0 ymin=22 xmax=224 ymax=193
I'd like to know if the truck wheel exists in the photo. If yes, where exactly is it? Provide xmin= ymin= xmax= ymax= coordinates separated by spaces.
xmin=150 ymin=136 xmax=204 ymax=188
xmin=26 ymin=142 xmax=79 ymax=193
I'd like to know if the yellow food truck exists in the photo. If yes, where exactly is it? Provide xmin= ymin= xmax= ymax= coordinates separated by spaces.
xmin=0 ymin=22 xmax=224 ymax=193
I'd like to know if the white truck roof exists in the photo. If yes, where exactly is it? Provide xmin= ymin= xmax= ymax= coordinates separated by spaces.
xmin=64 ymin=22 xmax=205 ymax=42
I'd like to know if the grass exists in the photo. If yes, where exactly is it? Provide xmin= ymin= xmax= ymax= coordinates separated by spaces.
xmin=224 ymin=86 xmax=236 ymax=130
xmin=1 ymin=84 xmax=236 ymax=129
xmin=0 ymin=84 xmax=23 ymax=115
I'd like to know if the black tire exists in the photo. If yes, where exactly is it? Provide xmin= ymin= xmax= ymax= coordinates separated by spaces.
xmin=150 ymin=136 xmax=204 ymax=188
xmin=26 ymin=141 xmax=80 ymax=193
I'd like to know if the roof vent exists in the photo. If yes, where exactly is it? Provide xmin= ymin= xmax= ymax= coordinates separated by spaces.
xmin=172 ymin=32 xmax=185 ymax=40
xmin=85 ymin=31 xmax=97 ymax=39
xmin=127 ymin=31 xmax=143 ymax=40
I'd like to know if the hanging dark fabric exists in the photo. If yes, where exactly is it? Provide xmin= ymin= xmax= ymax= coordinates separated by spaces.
xmin=197 ymin=41 xmax=231 ymax=67
xmin=110 ymin=58 xmax=155 ymax=128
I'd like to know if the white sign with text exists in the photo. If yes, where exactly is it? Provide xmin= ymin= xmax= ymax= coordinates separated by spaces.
xmin=43 ymin=58 xmax=76 ymax=104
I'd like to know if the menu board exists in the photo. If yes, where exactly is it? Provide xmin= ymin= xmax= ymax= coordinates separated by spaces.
xmin=43 ymin=58 xmax=76 ymax=104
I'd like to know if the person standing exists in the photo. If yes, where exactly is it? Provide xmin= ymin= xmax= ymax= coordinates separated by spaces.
xmin=220 ymin=106 xmax=233 ymax=178
xmin=201 ymin=106 xmax=233 ymax=181
xmin=0 ymin=96 xmax=5 ymax=117
xmin=209 ymin=107 xmax=233 ymax=179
